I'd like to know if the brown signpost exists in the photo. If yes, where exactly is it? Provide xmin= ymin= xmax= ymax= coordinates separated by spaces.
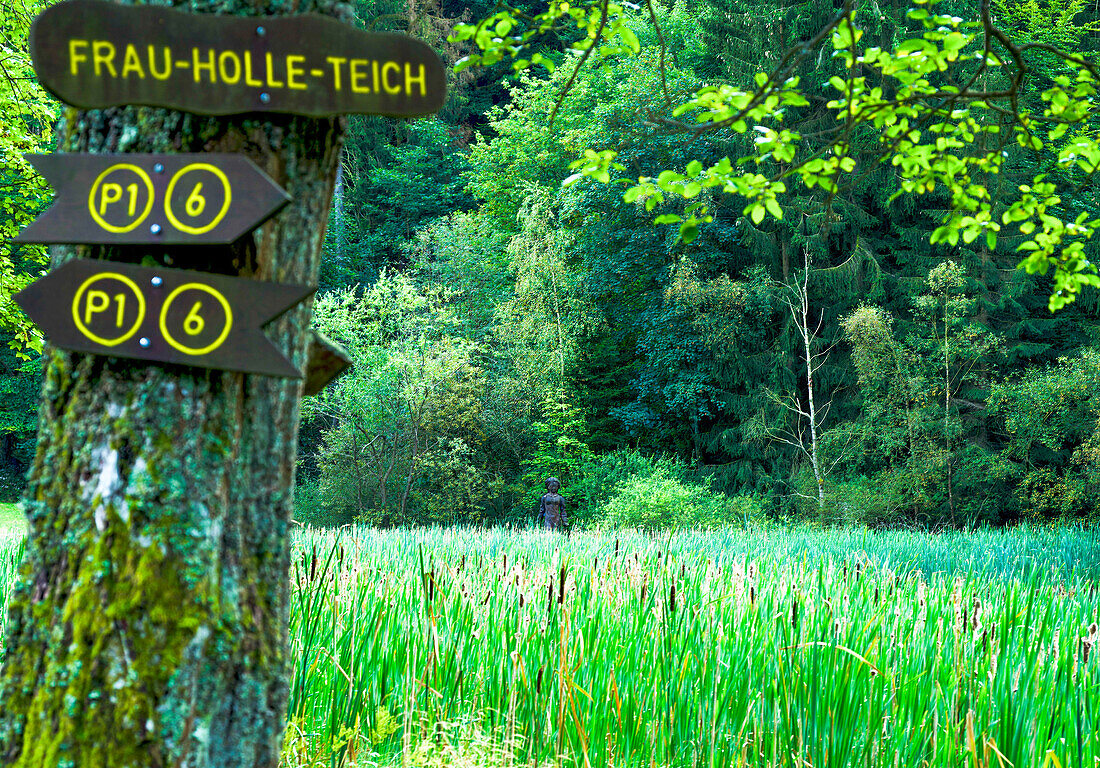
xmin=30 ymin=0 xmax=447 ymax=117
xmin=303 ymin=330 xmax=353 ymax=396
xmin=14 ymin=153 xmax=291 ymax=244
xmin=13 ymin=259 xmax=314 ymax=377
xmin=0 ymin=0 xmax=449 ymax=763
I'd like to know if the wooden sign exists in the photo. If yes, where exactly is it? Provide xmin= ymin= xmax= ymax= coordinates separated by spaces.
xmin=13 ymin=259 xmax=315 ymax=378
xmin=14 ymin=153 xmax=290 ymax=245
xmin=30 ymin=0 xmax=447 ymax=117
xmin=303 ymin=331 xmax=352 ymax=396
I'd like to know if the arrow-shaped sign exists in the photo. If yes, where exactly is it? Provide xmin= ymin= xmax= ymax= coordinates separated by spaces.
xmin=14 ymin=259 xmax=314 ymax=378
xmin=303 ymin=330 xmax=352 ymax=396
xmin=14 ymin=153 xmax=290 ymax=245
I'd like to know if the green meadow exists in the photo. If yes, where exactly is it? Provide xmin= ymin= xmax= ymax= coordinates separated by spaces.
xmin=0 ymin=504 xmax=24 ymax=536
xmin=2 ymin=523 xmax=1098 ymax=767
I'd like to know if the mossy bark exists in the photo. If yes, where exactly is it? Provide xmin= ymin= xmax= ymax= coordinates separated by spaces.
xmin=0 ymin=2 xmax=347 ymax=765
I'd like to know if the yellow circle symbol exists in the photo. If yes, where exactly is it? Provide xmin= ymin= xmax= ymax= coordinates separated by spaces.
xmin=87 ymin=164 xmax=155 ymax=234
xmin=71 ymin=273 xmax=146 ymax=347
xmin=159 ymin=283 xmax=233 ymax=356
xmin=164 ymin=164 xmax=233 ymax=236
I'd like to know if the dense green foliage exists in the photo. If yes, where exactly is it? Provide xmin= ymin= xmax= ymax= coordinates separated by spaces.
xmin=294 ymin=0 xmax=1100 ymax=526
xmin=0 ymin=0 xmax=53 ymax=499
xmin=4 ymin=0 xmax=1100 ymax=522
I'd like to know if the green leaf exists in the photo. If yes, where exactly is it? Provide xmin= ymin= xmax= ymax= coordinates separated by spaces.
xmin=619 ymin=26 xmax=641 ymax=54
xmin=943 ymin=32 xmax=966 ymax=53
xmin=530 ymin=53 xmax=556 ymax=73
xmin=653 ymin=214 xmax=682 ymax=224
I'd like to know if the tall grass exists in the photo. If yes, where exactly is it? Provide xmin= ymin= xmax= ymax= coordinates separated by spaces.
xmin=284 ymin=525 xmax=1100 ymax=767
xmin=0 ymin=525 xmax=1096 ymax=766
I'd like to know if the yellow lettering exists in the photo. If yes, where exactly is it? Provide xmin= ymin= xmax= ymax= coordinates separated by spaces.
xmin=121 ymin=44 xmax=145 ymax=79
xmin=185 ymin=183 xmax=205 ymax=217
xmin=381 ymin=61 xmax=401 ymax=95
xmin=326 ymin=56 xmax=346 ymax=91
xmin=372 ymin=60 xmax=380 ymax=92
xmin=404 ymin=62 xmax=426 ymax=97
xmin=113 ymin=293 xmax=126 ymax=327
xmin=69 ymin=39 xmax=88 ymax=76
xmin=192 ymin=47 xmax=216 ymax=83
xmin=84 ymin=290 xmax=110 ymax=325
xmin=285 ymin=55 xmax=306 ymax=90
xmin=183 ymin=302 xmax=204 ymax=335
xmin=147 ymin=46 xmax=171 ymax=79
xmin=99 ymin=183 xmax=123 ymax=215
xmin=243 ymin=51 xmax=263 ymax=87
xmin=264 ymin=52 xmax=284 ymax=88
xmin=92 ymin=41 xmax=117 ymax=78
xmin=218 ymin=51 xmax=242 ymax=84
xmin=350 ymin=59 xmax=370 ymax=93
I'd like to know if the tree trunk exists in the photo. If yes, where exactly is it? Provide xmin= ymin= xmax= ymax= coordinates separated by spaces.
xmin=334 ymin=156 xmax=346 ymax=263
xmin=793 ymin=251 xmax=824 ymax=516
xmin=944 ymin=300 xmax=955 ymax=523
xmin=0 ymin=1 xmax=346 ymax=764
xmin=800 ymin=283 xmax=824 ymax=517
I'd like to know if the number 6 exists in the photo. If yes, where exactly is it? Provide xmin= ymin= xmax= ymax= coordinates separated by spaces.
xmin=184 ymin=301 xmax=204 ymax=335
xmin=185 ymin=183 xmax=205 ymax=217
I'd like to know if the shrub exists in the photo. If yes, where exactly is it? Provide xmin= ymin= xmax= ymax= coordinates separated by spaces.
xmin=293 ymin=480 xmax=355 ymax=528
xmin=567 ymin=449 xmax=687 ymax=525
xmin=599 ymin=468 xmax=761 ymax=530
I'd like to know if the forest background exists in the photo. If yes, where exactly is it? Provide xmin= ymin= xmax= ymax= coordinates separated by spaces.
xmin=3 ymin=0 xmax=1100 ymax=529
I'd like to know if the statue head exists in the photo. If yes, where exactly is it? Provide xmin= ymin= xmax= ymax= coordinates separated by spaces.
xmin=544 ymin=477 xmax=560 ymax=493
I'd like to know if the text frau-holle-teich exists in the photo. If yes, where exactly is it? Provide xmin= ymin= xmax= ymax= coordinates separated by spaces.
xmin=30 ymin=0 xmax=446 ymax=117
xmin=68 ymin=41 xmax=428 ymax=97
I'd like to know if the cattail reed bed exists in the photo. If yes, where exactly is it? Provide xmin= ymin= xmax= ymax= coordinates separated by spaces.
xmin=277 ymin=525 xmax=1100 ymax=767
xmin=3 ymin=526 xmax=1100 ymax=767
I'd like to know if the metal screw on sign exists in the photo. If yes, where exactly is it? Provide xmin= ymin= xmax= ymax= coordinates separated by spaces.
xmin=138 ymin=337 xmax=150 ymax=348
xmin=260 ymin=93 xmax=271 ymax=104
xmin=150 ymin=224 xmax=162 ymax=235
xmin=151 ymin=277 xmax=163 ymax=287
xmin=153 ymin=163 xmax=164 ymax=174
xmin=256 ymin=25 xmax=266 ymax=35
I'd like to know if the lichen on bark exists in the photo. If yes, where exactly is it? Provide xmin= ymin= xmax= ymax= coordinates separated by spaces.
xmin=0 ymin=1 xmax=348 ymax=765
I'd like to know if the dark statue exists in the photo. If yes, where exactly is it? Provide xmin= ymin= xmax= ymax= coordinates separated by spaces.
xmin=538 ymin=477 xmax=568 ymax=531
